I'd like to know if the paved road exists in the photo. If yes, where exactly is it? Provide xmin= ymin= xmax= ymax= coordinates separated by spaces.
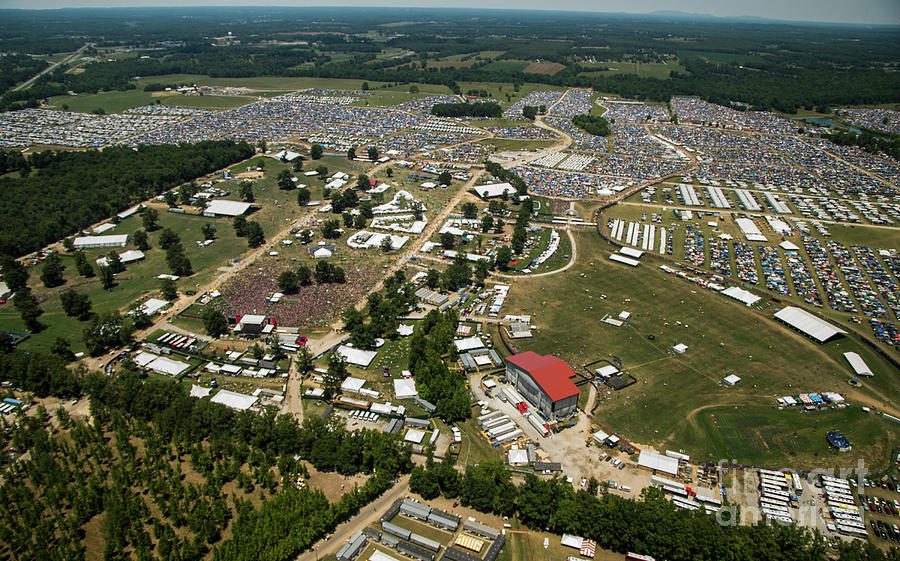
xmin=15 ymin=43 xmax=91 ymax=92
xmin=293 ymin=474 xmax=411 ymax=561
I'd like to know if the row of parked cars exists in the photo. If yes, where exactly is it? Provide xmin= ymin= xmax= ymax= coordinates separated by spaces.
xmin=870 ymin=520 xmax=900 ymax=542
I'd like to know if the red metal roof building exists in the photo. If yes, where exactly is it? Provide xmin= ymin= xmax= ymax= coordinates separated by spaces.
xmin=505 ymin=351 xmax=580 ymax=422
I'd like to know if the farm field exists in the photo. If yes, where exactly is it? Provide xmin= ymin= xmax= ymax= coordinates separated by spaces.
xmin=501 ymin=230 xmax=900 ymax=469
xmin=580 ymin=60 xmax=686 ymax=79
xmin=47 ymin=89 xmax=256 ymax=114
xmin=523 ymin=61 xmax=567 ymax=75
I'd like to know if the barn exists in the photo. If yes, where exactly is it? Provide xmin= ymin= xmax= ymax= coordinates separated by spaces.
xmin=504 ymin=351 xmax=579 ymax=421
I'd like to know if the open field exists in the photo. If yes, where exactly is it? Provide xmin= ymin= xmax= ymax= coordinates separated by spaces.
xmin=47 ymin=89 xmax=255 ymax=113
xmin=580 ymin=60 xmax=685 ymax=79
xmin=523 ymin=61 xmax=567 ymax=75
xmin=477 ymin=138 xmax=558 ymax=151
xmin=479 ymin=60 xmax=529 ymax=73
xmin=131 ymin=74 xmax=389 ymax=92
xmin=501 ymin=230 xmax=900 ymax=469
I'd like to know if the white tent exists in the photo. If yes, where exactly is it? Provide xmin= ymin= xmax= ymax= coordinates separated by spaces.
xmin=341 ymin=376 xmax=367 ymax=393
xmin=404 ymin=429 xmax=426 ymax=444
xmin=843 ymin=352 xmax=873 ymax=376
xmin=672 ymin=343 xmax=688 ymax=354
xmin=454 ymin=336 xmax=484 ymax=352
xmin=203 ymin=199 xmax=252 ymax=218
xmin=210 ymin=389 xmax=258 ymax=411
xmin=336 ymin=345 xmax=377 ymax=368
xmin=638 ymin=449 xmax=679 ymax=475
xmin=723 ymin=374 xmax=741 ymax=386
xmin=774 ymin=306 xmax=847 ymax=343
xmin=393 ymin=378 xmax=418 ymax=399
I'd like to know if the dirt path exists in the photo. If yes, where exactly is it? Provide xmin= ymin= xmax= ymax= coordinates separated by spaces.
xmin=293 ymin=474 xmax=410 ymax=561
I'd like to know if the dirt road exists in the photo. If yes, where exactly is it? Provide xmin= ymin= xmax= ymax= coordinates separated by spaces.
xmin=294 ymin=474 xmax=411 ymax=561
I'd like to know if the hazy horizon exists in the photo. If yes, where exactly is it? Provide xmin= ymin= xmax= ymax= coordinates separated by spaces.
xmin=0 ymin=1 xmax=898 ymax=26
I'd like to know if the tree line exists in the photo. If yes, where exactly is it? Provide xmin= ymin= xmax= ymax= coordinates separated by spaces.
xmin=0 ymin=141 xmax=253 ymax=257
xmin=409 ymin=460 xmax=900 ymax=561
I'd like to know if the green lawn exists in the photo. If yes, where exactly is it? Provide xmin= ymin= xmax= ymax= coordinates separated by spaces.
xmin=501 ymin=230 xmax=900 ymax=470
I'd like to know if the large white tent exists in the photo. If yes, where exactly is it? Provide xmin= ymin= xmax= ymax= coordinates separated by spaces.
xmin=336 ymin=345 xmax=377 ymax=368
xmin=774 ymin=306 xmax=847 ymax=343
xmin=210 ymin=390 xmax=258 ymax=411
xmin=638 ymin=449 xmax=679 ymax=476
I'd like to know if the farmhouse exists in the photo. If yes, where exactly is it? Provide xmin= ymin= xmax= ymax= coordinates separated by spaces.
xmin=203 ymin=199 xmax=253 ymax=218
xmin=504 ymin=351 xmax=580 ymax=421
xmin=74 ymin=234 xmax=129 ymax=249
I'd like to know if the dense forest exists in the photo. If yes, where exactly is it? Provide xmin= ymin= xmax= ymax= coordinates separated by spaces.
xmin=0 ymin=141 xmax=254 ymax=257
xmin=0 ymin=364 xmax=412 ymax=561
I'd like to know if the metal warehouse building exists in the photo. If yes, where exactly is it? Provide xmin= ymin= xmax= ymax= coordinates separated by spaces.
xmin=505 ymin=351 xmax=580 ymax=421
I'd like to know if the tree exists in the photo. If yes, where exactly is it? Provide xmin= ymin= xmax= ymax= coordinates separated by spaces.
xmin=361 ymin=81 xmax=369 ymax=91
xmin=512 ymin=226 xmax=527 ymax=254
xmin=62 ymin=237 xmax=75 ymax=252
xmin=353 ymin=214 xmax=367 ymax=229
xmin=106 ymin=251 xmax=124 ymax=274
xmin=409 ymin=85 xmax=419 ymax=94
xmin=295 ymin=345 xmax=313 ymax=374
xmin=245 ymin=221 xmax=265 ymax=248
xmin=438 ymin=171 xmax=452 ymax=186
xmin=347 ymin=147 xmax=356 ymax=160
xmin=495 ymin=246 xmax=513 ymax=270
xmin=60 ymin=289 xmax=93 ymax=320
xmin=481 ymin=215 xmax=494 ymax=233
xmin=233 ymin=215 xmax=248 ymax=237
xmin=277 ymin=270 xmax=299 ymax=294
xmin=461 ymin=202 xmax=478 ymax=219
xmin=160 ymin=278 xmax=177 ymax=300
xmin=201 ymin=223 xmax=216 ymax=240
xmin=323 ymin=353 xmax=347 ymax=398
xmin=240 ymin=181 xmax=255 ymax=203
xmin=132 ymin=229 xmax=150 ymax=250
xmin=310 ymin=144 xmax=323 ymax=160
xmin=425 ymin=268 xmax=440 ymax=289
xmin=522 ymin=105 xmax=538 ymax=120
xmin=163 ymin=191 xmax=178 ymax=207
xmin=13 ymin=288 xmax=42 ymax=331
xmin=0 ymin=255 xmax=28 ymax=292
xmin=296 ymin=265 xmax=312 ymax=286
xmin=343 ymin=212 xmax=355 ymax=228
xmin=474 ymin=259 xmax=491 ymax=285
xmin=202 ymin=308 xmax=228 ymax=338
xmin=277 ymin=169 xmax=294 ymax=190
xmin=385 ymin=167 xmax=393 ymax=178
xmin=299 ymin=230 xmax=313 ymax=245
xmin=72 ymin=250 xmax=94 ymax=278
xmin=292 ymin=158 xmax=303 ymax=172
xmin=440 ymin=232 xmax=456 ymax=250
xmin=252 ymin=343 xmax=265 ymax=360
xmin=296 ymin=187 xmax=311 ymax=206
xmin=51 ymin=337 xmax=75 ymax=362
xmin=165 ymin=243 xmax=193 ymax=276
xmin=494 ymin=218 xmax=505 ymax=234
xmin=142 ymin=207 xmax=160 ymax=231
xmin=316 ymin=165 xmax=328 ymax=179
xmin=40 ymin=253 xmax=66 ymax=288
xmin=367 ymin=146 xmax=379 ymax=161
xmin=82 ymin=311 xmax=130 ymax=356
xmin=257 ymin=139 xmax=267 ymax=153
xmin=321 ymin=219 xmax=341 ymax=239
xmin=98 ymin=265 xmax=115 ymax=290
xmin=380 ymin=235 xmax=394 ymax=253
xmin=158 ymin=228 xmax=179 ymax=250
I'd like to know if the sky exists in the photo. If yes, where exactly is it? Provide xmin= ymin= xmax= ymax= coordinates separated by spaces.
xmin=0 ymin=0 xmax=898 ymax=25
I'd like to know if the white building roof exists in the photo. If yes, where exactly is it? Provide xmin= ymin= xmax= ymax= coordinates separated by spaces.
xmin=774 ymin=306 xmax=847 ymax=343
xmin=119 ymin=249 xmax=145 ymax=263
xmin=93 ymin=223 xmax=116 ymax=234
xmin=239 ymin=314 xmax=267 ymax=326
xmin=404 ymin=429 xmax=426 ymax=444
xmin=147 ymin=356 xmax=190 ymax=376
xmin=341 ymin=376 xmax=367 ymax=393
xmin=672 ymin=343 xmax=688 ymax=354
xmin=595 ymin=365 xmax=619 ymax=378
xmin=508 ymin=448 xmax=529 ymax=466
xmin=473 ymin=182 xmax=515 ymax=199
xmin=724 ymin=374 xmax=741 ymax=385
xmin=336 ymin=345 xmax=377 ymax=367
xmin=73 ymin=234 xmax=129 ymax=248
xmin=638 ymin=449 xmax=679 ymax=475
xmin=779 ymin=240 xmax=800 ymax=251
xmin=721 ymin=286 xmax=761 ymax=307
xmin=393 ymin=378 xmax=418 ymax=399
xmin=454 ymin=336 xmax=484 ymax=352
xmin=843 ymin=352 xmax=873 ymax=376
xmin=204 ymin=199 xmax=252 ymax=217
xmin=138 ymin=298 xmax=168 ymax=316
xmin=619 ymin=247 xmax=643 ymax=259
xmin=609 ymin=253 xmax=640 ymax=267
xmin=210 ymin=389 xmax=258 ymax=411
xmin=368 ymin=551 xmax=402 ymax=561
xmin=190 ymin=384 xmax=211 ymax=398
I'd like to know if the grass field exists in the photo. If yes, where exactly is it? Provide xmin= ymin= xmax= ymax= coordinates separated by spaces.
xmin=501 ymin=230 xmax=900 ymax=469
xmin=580 ymin=61 xmax=685 ymax=79
xmin=47 ymin=89 xmax=255 ymax=114
xmin=523 ymin=61 xmax=567 ymax=75
xmin=480 ymin=60 xmax=530 ymax=73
